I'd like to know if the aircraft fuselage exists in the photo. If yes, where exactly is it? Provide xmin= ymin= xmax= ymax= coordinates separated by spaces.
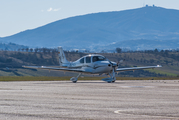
xmin=62 ymin=54 xmax=114 ymax=74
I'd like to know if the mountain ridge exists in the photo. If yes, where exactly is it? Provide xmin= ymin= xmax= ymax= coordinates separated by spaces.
xmin=1 ymin=6 xmax=179 ymax=50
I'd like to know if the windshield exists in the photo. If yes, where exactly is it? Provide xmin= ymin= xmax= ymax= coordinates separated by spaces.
xmin=93 ymin=56 xmax=106 ymax=62
xmin=80 ymin=58 xmax=84 ymax=63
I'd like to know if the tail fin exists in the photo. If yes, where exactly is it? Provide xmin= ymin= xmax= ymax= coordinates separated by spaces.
xmin=58 ymin=46 xmax=69 ymax=66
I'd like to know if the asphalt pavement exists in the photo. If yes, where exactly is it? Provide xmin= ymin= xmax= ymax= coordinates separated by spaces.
xmin=0 ymin=80 xmax=179 ymax=120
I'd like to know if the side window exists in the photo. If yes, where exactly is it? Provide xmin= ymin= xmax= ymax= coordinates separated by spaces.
xmin=93 ymin=56 xmax=98 ymax=62
xmin=80 ymin=58 xmax=84 ymax=63
xmin=86 ymin=57 xmax=91 ymax=63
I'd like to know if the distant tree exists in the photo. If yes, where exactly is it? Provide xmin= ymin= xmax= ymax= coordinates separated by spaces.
xmin=6 ymin=58 xmax=12 ymax=63
xmin=164 ymin=60 xmax=169 ymax=65
xmin=150 ymin=59 xmax=155 ymax=63
xmin=84 ymin=50 xmax=89 ymax=53
xmin=25 ymin=48 xmax=29 ymax=52
xmin=101 ymin=50 xmax=105 ymax=53
xmin=42 ymin=48 xmax=46 ymax=53
xmin=116 ymin=48 xmax=122 ymax=53
xmin=30 ymin=48 xmax=33 ymax=52
xmin=52 ymin=49 xmax=57 ymax=54
xmin=21 ymin=48 xmax=25 ymax=52
xmin=40 ymin=53 xmax=43 ymax=59
xmin=160 ymin=50 xmax=164 ymax=53
xmin=34 ymin=48 xmax=38 ymax=53
xmin=164 ymin=50 xmax=169 ymax=56
xmin=5 ymin=47 xmax=8 ymax=51
xmin=140 ymin=58 xmax=143 ymax=63
xmin=154 ymin=48 xmax=158 ymax=53
xmin=42 ymin=48 xmax=50 ymax=54
xmin=47 ymin=48 xmax=51 ymax=54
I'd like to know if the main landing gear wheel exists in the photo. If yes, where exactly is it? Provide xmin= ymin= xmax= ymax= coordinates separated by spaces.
xmin=70 ymin=73 xmax=82 ymax=83
xmin=70 ymin=77 xmax=78 ymax=83
xmin=107 ymin=80 xmax=115 ymax=83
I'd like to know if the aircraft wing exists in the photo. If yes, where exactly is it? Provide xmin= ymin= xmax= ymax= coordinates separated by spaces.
xmin=116 ymin=65 xmax=162 ymax=72
xmin=22 ymin=66 xmax=85 ymax=73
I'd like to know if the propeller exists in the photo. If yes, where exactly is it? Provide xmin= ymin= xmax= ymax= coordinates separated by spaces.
xmin=107 ymin=58 xmax=117 ymax=67
xmin=107 ymin=59 xmax=117 ymax=82
xmin=107 ymin=59 xmax=125 ymax=82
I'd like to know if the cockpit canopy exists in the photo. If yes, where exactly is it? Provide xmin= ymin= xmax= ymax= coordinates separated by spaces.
xmin=92 ymin=56 xmax=106 ymax=62
xmin=79 ymin=55 xmax=107 ymax=63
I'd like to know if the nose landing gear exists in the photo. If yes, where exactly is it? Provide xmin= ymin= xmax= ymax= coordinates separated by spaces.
xmin=102 ymin=68 xmax=116 ymax=83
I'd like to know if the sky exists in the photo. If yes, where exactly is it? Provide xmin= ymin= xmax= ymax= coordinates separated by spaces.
xmin=0 ymin=0 xmax=179 ymax=37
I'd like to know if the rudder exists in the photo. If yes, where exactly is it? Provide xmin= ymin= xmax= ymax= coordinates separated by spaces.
xmin=58 ymin=46 xmax=69 ymax=66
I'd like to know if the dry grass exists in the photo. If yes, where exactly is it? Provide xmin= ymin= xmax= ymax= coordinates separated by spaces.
xmin=0 ymin=76 xmax=178 ymax=81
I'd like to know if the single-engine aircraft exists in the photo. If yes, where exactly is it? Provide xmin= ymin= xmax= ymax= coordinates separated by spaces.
xmin=23 ymin=47 xmax=162 ymax=83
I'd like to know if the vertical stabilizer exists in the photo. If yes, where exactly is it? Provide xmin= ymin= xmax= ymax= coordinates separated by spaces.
xmin=58 ymin=46 xmax=69 ymax=66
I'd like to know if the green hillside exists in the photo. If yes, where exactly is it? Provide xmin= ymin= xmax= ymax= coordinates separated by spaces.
xmin=0 ymin=50 xmax=178 ymax=77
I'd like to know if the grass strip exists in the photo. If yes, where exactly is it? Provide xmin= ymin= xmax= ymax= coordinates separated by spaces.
xmin=0 ymin=76 xmax=179 ymax=81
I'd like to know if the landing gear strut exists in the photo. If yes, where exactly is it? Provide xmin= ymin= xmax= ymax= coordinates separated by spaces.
xmin=102 ymin=68 xmax=116 ymax=83
xmin=70 ymin=73 xmax=82 ymax=83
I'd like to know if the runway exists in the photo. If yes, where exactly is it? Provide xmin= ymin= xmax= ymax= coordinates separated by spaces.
xmin=0 ymin=80 xmax=179 ymax=120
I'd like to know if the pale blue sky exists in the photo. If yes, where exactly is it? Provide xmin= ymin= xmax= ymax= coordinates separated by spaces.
xmin=0 ymin=0 xmax=179 ymax=37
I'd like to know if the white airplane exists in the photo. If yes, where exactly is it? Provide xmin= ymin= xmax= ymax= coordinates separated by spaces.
xmin=23 ymin=47 xmax=162 ymax=83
